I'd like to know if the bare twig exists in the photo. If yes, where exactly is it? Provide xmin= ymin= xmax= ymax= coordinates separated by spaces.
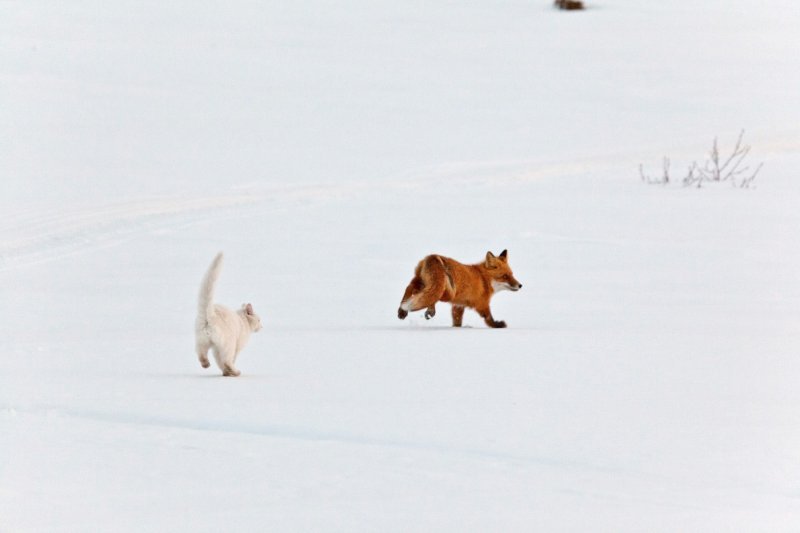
xmin=640 ymin=157 xmax=671 ymax=185
xmin=683 ymin=161 xmax=703 ymax=188
xmin=739 ymin=161 xmax=763 ymax=189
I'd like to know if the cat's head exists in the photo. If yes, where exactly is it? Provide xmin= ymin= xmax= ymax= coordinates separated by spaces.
xmin=242 ymin=303 xmax=262 ymax=332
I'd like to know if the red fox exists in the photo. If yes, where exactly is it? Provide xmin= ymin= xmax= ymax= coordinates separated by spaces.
xmin=397 ymin=250 xmax=522 ymax=328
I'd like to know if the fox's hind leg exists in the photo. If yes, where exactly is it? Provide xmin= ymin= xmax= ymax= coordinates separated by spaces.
xmin=424 ymin=305 xmax=436 ymax=320
xmin=406 ymin=288 xmax=445 ymax=317
xmin=399 ymin=283 xmax=445 ymax=318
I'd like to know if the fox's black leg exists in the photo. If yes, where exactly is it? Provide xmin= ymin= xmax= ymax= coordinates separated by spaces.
xmin=478 ymin=307 xmax=506 ymax=328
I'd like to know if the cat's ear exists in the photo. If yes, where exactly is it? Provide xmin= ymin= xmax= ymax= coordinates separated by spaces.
xmin=244 ymin=303 xmax=254 ymax=315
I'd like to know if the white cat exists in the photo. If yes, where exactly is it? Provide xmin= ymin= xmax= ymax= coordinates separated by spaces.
xmin=195 ymin=252 xmax=262 ymax=376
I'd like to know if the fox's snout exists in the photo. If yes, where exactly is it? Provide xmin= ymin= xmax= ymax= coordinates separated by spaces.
xmin=492 ymin=277 xmax=522 ymax=293
xmin=504 ymin=273 xmax=522 ymax=291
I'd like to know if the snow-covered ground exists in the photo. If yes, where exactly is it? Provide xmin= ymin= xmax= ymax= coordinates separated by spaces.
xmin=2 ymin=1 xmax=800 ymax=531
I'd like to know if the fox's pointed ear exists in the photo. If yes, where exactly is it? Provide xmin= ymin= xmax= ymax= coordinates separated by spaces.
xmin=244 ymin=303 xmax=254 ymax=315
xmin=499 ymin=249 xmax=508 ymax=260
xmin=485 ymin=251 xmax=497 ymax=269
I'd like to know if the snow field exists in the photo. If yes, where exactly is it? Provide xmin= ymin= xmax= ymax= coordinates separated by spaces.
xmin=2 ymin=0 xmax=800 ymax=531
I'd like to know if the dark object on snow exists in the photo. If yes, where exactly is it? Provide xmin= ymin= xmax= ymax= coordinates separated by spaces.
xmin=554 ymin=0 xmax=585 ymax=10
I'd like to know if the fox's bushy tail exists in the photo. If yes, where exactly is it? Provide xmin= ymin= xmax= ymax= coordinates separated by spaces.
xmin=401 ymin=255 xmax=449 ymax=312
xmin=198 ymin=252 xmax=224 ymax=320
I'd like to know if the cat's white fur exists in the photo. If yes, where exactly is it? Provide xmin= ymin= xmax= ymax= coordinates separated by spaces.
xmin=195 ymin=252 xmax=262 ymax=376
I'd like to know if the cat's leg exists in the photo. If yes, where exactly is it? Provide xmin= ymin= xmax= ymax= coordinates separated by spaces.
xmin=222 ymin=363 xmax=241 ymax=377
xmin=221 ymin=347 xmax=240 ymax=377
xmin=196 ymin=339 xmax=211 ymax=368
xmin=211 ymin=346 xmax=225 ymax=373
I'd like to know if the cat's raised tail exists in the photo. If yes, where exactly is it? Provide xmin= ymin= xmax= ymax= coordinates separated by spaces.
xmin=198 ymin=252 xmax=224 ymax=321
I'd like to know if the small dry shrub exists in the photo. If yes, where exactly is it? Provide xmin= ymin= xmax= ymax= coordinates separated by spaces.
xmin=640 ymin=130 xmax=763 ymax=189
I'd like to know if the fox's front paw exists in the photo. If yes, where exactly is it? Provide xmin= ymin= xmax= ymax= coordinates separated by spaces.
xmin=492 ymin=320 xmax=507 ymax=329
xmin=398 ymin=308 xmax=408 ymax=320
xmin=424 ymin=306 xmax=436 ymax=320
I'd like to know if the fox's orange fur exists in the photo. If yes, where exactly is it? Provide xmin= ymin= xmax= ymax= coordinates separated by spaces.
xmin=397 ymin=250 xmax=522 ymax=328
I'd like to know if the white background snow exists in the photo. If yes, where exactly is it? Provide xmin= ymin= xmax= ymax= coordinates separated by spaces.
xmin=2 ymin=1 xmax=800 ymax=531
